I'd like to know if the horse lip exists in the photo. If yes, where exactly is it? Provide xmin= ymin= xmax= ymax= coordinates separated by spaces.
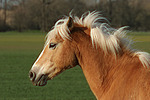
xmin=33 ymin=74 xmax=48 ymax=86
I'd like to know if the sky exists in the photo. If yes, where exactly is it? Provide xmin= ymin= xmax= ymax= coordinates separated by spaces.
xmin=0 ymin=0 xmax=21 ymax=8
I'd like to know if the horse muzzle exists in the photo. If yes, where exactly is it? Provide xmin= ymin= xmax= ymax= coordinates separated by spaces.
xmin=29 ymin=70 xmax=48 ymax=86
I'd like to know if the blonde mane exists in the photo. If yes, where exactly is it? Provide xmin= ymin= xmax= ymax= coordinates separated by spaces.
xmin=46 ymin=11 xmax=150 ymax=68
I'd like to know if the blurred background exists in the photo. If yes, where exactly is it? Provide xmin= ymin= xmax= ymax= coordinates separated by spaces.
xmin=0 ymin=0 xmax=150 ymax=100
xmin=0 ymin=0 xmax=150 ymax=32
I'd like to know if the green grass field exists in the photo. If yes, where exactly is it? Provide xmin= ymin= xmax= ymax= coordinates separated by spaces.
xmin=0 ymin=31 xmax=150 ymax=100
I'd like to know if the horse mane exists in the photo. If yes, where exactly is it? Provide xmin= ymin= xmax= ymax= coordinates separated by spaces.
xmin=46 ymin=11 xmax=150 ymax=68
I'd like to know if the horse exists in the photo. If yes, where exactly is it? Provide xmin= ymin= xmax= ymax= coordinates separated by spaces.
xmin=29 ymin=11 xmax=150 ymax=100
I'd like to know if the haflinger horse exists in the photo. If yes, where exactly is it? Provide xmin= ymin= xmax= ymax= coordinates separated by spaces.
xmin=29 ymin=11 xmax=150 ymax=100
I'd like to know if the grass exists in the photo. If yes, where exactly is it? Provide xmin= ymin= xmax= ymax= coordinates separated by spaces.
xmin=0 ymin=31 xmax=150 ymax=100
xmin=0 ymin=30 xmax=95 ymax=100
xmin=130 ymin=32 xmax=150 ymax=52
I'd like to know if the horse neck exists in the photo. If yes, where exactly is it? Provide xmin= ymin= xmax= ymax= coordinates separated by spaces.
xmin=73 ymin=31 xmax=141 ymax=99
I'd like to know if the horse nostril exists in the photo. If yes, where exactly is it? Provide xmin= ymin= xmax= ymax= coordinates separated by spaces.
xmin=29 ymin=71 xmax=36 ymax=81
xmin=30 ymin=72 xmax=33 ymax=78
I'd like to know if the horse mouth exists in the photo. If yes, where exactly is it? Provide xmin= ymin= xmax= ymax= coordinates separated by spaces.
xmin=32 ymin=74 xmax=48 ymax=86
xmin=29 ymin=67 xmax=61 ymax=86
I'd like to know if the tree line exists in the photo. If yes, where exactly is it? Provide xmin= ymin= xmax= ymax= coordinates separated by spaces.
xmin=0 ymin=0 xmax=150 ymax=32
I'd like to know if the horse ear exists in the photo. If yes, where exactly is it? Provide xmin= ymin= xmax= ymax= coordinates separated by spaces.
xmin=67 ymin=17 xmax=74 ymax=30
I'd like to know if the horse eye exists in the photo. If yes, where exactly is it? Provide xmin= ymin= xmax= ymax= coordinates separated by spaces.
xmin=49 ymin=43 xmax=56 ymax=49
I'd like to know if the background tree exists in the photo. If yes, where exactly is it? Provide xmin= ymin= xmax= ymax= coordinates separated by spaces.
xmin=0 ymin=0 xmax=150 ymax=32
xmin=11 ymin=0 xmax=26 ymax=32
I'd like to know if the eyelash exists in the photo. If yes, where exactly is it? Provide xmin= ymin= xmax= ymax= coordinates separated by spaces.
xmin=49 ymin=43 xmax=57 ymax=49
